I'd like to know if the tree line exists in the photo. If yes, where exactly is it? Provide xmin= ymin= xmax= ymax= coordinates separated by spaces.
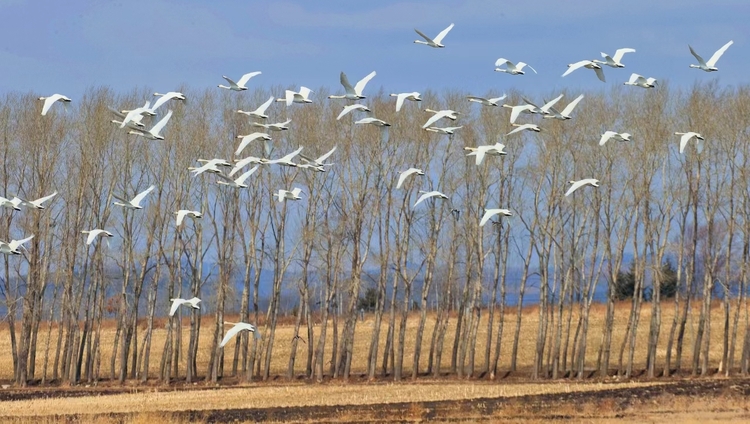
xmin=1 ymin=81 xmax=749 ymax=386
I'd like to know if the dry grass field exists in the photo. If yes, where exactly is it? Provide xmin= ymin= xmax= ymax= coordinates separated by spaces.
xmin=0 ymin=300 xmax=739 ymax=381
xmin=0 ymin=301 xmax=747 ymax=422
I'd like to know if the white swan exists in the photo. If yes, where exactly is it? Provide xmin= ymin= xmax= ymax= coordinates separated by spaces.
xmin=543 ymin=94 xmax=584 ymax=120
xmin=480 ymin=209 xmax=512 ymax=227
xmin=265 ymin=146 xmax=303 ymax=167
xmin=329 ymin=71 xmax=376 ymax=100
xmin=522 ymin=94 xmax=564 ymax=115
xmin=218 ymin=71 xmax=261 ymax=91
xmin=189 ymin=159 xmax=232 ymax=176
xmin=276 ymin=87 xmax=313 ymax=106
xmin=217 ymin=166 xmax=259 ymax=188
xmin=413 ymin=23 xmax=454 ymax=48
xmin=112 ymin=185 xmax=155 ymax=209
xmin=593 ymin=48 xmax=636 ymax=68
xmin=562 ymin=60 xmax=606 ymax=82
xmin=396 ymin=168 xmax=424 ymax=189
xmin=109 ymin=105 xmax=146 ymax=127
xmin=151 ymin=92 xmax=186 ymax=112
xmin=506 ymin=123 xmax=541 ymax=136
xmin=0 ymin=196 xmax=21 ymax=211
xmin=414 ymin=190 xmax=449 ymax=207
xmin=565 ymin=179 xmax=600 ymax=197
xmin=119 ymin=102 xmax=153 ymax=128
xmin=355 ymin=117 xmax=390 ymax=127
xmin=39 ymin=94 xmax=71 ymax=116
xmin=494 ymin=59 xmax=536 ymax=75
xmin=237 ymin=96 xmax=275 ymax=120
xmin=229 ymin=156 xmax=264 ymax=177
xmin=623 ymin=73 xmax=657 ymax=88
xmin=467 ymin=95 xmax=507 ymax=107
xmin=169 ymin=297 xmax=201 ymax=317
xmin=425 ymin=126 xmax=463 ymax=135
xmin=390 ymin=92 xmax=422 ymax=112
xmin=0 ymin=235 xmax=33 ymax=255
xmin=689 ymin=40 xmax=733 ymax=72
xmin=81 ymin=229 xmax=113 ymax=245
xmin=298 ymin=146 xmax=337 ymax=172
xmin=422 ymin=109 xmax=459 ymax=129
xmin=220 ymin=322 xmax=258 ymax=347
xmin=128 ymin=110 xmax=173 ymax=140
xmin=337 ymin=104 xmax=371 ymax=120
xmin=175 ymin=210 xmax=202 ymax=227
xmin=675 ymin=132 xmax=705 ymax=154
xmin=599 ymin=131 xmax=632 ymax=146
xmin=14 ymin=191 xmax=57 ymax=209
xmin=465 ymin=142 xmax=507 ymax=165
xmin=252 ymin=119 xmax=291 ymax=131
xmin=273 ymin=187 xmax=303 ymax=203
xmin=235 ymin=132 xmax=272 ymax=156
xmin=502 ymin=103 xmax=535 ymax=124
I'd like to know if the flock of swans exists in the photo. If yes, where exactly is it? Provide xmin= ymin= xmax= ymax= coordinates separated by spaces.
xmin=17 ymin=23 xmax=736 ymax=347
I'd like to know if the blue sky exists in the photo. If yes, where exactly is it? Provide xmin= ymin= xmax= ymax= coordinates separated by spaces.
xmin=0 ymin=0 xmax=746 ymax=99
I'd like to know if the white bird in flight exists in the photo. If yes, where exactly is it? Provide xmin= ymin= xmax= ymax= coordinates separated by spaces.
xmin=390 ymin=92 xmax=421 ymax=112
xmin=128 ymin=110 xmax=173 ymax=140
xmin=593 ymin=48 xmax=636 ymax=68
xmin=355 ymin=117 xmax=391 ymax=127
xmin=237 ymin=96 xmax=275 ymax=120
xmin=218 ymin=71 xmax=262 ymax=91
xmin=396 ymin=168 xmax=424 ymax=189
xmin=0 ymin=235 xmax=33 ymax=255
xmin=494 ymin=58 xmax=536 ymax=75
xmin=565 ymin=179 xmax=600 ymax=197
xmin=599 ymin=131 xmax=632 ymax=146
xmin=235 ymin=132 xmax=272 ymax=156
xmin=544 ymin=94 xmax=584 ymax=120
xmin=119 ymin=102 xmax=154 ymax=128
xmin=112 ymin=185 xmax=155 ymax=210
xmin=414 ymin=190 xmax=449 ymax=208
xmin=13 ymin=192 xmax=57 ymax=209
xmin=229 ymin=156 xmax=264 ymax=177
xmin=277 ymin=87 xmax=313 ymax=106
xmin=562 ymin=60 xmax=606 ymax=82
xmin=506 ymin=123 xmax=541 ymax=136
xmin=39 ymin=94 xmax=71 ymax=116
xmin=220 ymin=322 xmax=258 ymax=347
xmin=175 ymin=210 xmax=202 ymax=227
xmin=189 ymin=159 xmax=232 ymax=176
xmin=217 ymin=166 xmax=259 ymax=188
xmin=480 ymin=209 xmax=512 ymax=227
xmin=675 ymin=132 xmax=705 ymax=154
xmin=623 ymin=73 xmax=657 ymax=89
xmin=413 ymin=23 xmax=454 ymax=48
xmin=169 ymin=297 xmax=201 ymax=317
xmin=274 ymin=188 xmax=303 ymax=203
xmin=465 ymin=142 xmax=507 ymax=165
xmin=337 ymin=104 xmax=371 ymax=120
xmin=252 ymin=119 xmax=291 ymax=131
xmin=502 ymin=103 xmax=536 ymax=124
xmin=422 ymin=109 xmax=459 ymax=129
xmin=265 ymin=146 xmax=303 ymax=167
xmin=425 ymin=126 xmax=463 ymax=135
xmin=151 ymin=92 xmax=185 ymax=112
xmin=467 ymin=95 xmax=507 ymax=107
xmin=82 ymin=229 xmax=113 ymax=246
xmin=298 ymin=146 xmax=337 ymax=172
xmin=689 ymin=40 xmax=733 ymax=72
xmin=522 ymin=94 xmax=564 ymax=116
xmin=329 ymin=71 xmax=376 ymax=100
xmin=0 ymin=196 xmax=21 ymax=211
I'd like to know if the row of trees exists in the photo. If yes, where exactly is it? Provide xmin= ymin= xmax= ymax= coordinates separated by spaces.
xmin=1 ymin=80 xmax=750 ymax=386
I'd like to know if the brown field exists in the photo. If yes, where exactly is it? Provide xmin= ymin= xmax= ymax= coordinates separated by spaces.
xmin=0 ymin=301 xmax=747 ymax=422
xmin=0 ymin=300 xmax=740 ymax=382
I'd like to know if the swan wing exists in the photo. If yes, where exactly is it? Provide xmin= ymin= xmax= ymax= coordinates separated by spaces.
xmin=612 ymin=48 xmax=635 ymax=63
xmin=316 ymin=146 xmax=337 ymax=163
xmin=131 ymin=185 xmax=155 ymax=206
xmin=395 ymin=93 xmax=406 ymax=112
xmin=565 ymin=180 xmax=587 ymax=197
xmin=169 ymin=299 xmax=183 ymax=317
xmin=220 ymin=324 xmax=246 ymax=347
xmin=222 ymin=76 xmax=239 ymax=88
xmin=236 ymin=71 xmax=261 ymax=87
xmin=593 ymin=67 xmax=606 ymax=82
xmin=149 ymin=110 xmax=173 ymax=136
xmin=433 ymin=23 xmax=454 ymax=44
xmin=354 ymin=71 xmax=376 ymax=96
xmin=707 ymin=40 xmax=733 ymax=67
xmin=9 ymin=235 xmax=33 ymax=251
xmin=337 ymin=104 xmax=357 ymax=120
xmin=562 ymin=60 xmax=588 ymax=77
xmin=414 ymin=28 xmax=434 ymax=43
xmin=561 ymin=95 xmax=584 ymax=117
xmin=688 ymin=45 xmax=707 ymax=67
xmin=480 ymin=209 xmax=499 ymax=227
xmin=253 ymin=96 xmax=274 ymax=115
xmin=235 ymin=166 xmax=259 ymax=185
xmin=339 ymin=72 xmax=355 ymax=95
